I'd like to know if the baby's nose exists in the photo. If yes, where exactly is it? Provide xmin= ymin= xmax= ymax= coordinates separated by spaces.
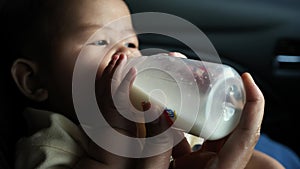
xmin=116 ymin=46 xmax=131 ymax=55
xmin=116 ymin=45 xmax=141 ymax=58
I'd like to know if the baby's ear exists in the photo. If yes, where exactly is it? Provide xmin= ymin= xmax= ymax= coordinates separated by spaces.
xmin=11 ymin=58 xmax=48 ymax=102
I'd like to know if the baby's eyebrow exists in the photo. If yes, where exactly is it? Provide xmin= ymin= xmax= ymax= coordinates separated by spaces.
xmin=76 ymin=24 xmax=105 ymax=34
xmin=122 ymin=29 xmax=137 ymax=37
xmin=78 ymin=24 xmax=137 ymax=35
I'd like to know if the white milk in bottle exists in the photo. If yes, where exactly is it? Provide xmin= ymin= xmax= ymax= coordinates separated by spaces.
xmin=119 ymin=54 xmax=245 ymax=140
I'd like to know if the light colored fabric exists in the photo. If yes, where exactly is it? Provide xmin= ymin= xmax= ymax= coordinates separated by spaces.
xmin=15 ymin=108 xmax=89 ymax=169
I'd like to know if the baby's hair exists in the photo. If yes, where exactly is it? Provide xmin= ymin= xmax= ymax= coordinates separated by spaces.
xmin=1 ymin=0 xmax=70 ymax=64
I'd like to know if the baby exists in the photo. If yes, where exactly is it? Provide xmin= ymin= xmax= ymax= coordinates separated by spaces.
xmin=2 ymin=0 xmax=284 ymax=168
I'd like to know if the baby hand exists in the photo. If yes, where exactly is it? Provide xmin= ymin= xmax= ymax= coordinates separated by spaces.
xmin=95 ymin=53 xmax=139 ymax=137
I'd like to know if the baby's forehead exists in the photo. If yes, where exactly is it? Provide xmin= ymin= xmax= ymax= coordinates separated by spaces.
xmin=45 ymin=0 xmax=130 ymax=30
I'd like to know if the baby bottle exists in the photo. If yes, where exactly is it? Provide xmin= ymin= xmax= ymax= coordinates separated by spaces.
xmin=115 ymin=54 xmax=246 ymax=141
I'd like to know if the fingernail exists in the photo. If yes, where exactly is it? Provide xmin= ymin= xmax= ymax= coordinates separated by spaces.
xmin=119 ymin=53 xmax=127 ymax=59
xmin=112 ymin=54 xmax=119 ymax=61
xmin=243 ymin=72 xmax=255 ymax=84
xmin=168 ymin=52 xmax=176 ymax=56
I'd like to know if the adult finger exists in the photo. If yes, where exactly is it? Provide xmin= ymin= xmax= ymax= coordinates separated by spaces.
xmin=170 ymin=151 xmax=216 ymax=169
xmin=205 ymin=72 xmax=265 ymax=169
xmin=199 ymin=136 xmax=228 ymax=153
xmin=171 ymin=133 xmax=192 ymax=159
xmin=168 ymin=52 xmax=187 ymax=58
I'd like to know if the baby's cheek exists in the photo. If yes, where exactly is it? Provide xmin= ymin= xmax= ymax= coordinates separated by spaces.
xmin=131 ymin=50 xmax=142 ymax=57
xmin=96 ymin=61 xmax=109 ymax=79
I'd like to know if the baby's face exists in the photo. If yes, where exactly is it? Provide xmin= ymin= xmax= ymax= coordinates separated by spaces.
xmin=43 ymin=0 xmax=140 ymax=119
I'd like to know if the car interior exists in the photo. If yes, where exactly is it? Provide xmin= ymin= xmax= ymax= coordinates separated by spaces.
xmin=1 ymin=0 xmax=300 ymax=168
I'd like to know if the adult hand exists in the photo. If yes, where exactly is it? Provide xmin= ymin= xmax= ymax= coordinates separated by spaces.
xmin=168 ymin=72 xmax=284 ymax=169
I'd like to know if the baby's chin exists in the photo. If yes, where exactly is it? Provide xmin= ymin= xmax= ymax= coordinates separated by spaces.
xmin=107 ymin=121 xmax=140 ymax=138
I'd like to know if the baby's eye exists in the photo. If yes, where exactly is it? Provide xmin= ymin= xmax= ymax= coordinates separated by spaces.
xmin=89 ymin=40 xmax=109 ymax=46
